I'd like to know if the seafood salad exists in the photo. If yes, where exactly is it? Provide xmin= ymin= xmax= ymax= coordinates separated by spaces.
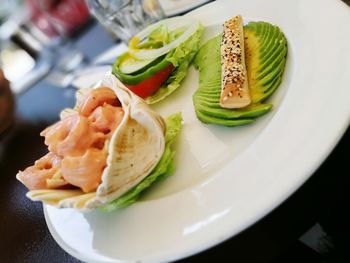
xmin=17 ymin=75 xmax=182 ymax=211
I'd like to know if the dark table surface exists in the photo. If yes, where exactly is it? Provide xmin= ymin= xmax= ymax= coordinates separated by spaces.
xmin=1 ymin=1 xmax=350 ymax=262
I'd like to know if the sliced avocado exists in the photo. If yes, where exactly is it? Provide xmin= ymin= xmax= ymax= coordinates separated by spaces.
xmin=195 ymin=109 xmax=254 ymax=127
xmin=194 ymin=35 xmax=221 ymax=74
xmin=260 ymin=71 xmax=282 ymax=92
xmin=244 ymin=21 xmax=287 ymax=103
xmin=264 ymin=75 xmax=283 ymax=97
xmin=196 ymin=82 xmax=221 ymax=92
xmin=250 ymin=74 xmax=283 ymax=102
xmin=195 ymin=89 xmax=221 ymax=97
xmin=258 ymin=38 xmax=287 ymax=78
xmin=195 ymin=102 xmax=272 ymax=119
xmin=258 ymin=22 xmax=271 ymax=48
xmin=193 ymin=99 xmax=223 ymax=109
xmin=260 ymin=30 xmax=285 ymax=60
xmin=199 ymin=78 xmax=221 ymax=85
xmin=193 ymin=94 xmax=221 ymax=104
xmin=250 ymin=56 xmax=286 ymax=102
xmin=259 ymin=52 xmax=286 ymax=85
xmin=192 ymin=20 xmax=287 ymax=127
xmin=195 ymin=86 xmax=221 ymax=93
xmin=265 ymin=23 xmax=281 ymax=51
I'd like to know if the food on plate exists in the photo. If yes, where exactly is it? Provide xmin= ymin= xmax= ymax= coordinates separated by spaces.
xmin=101 ymin=111 xmax=181 ymax=212
xmin=193 ymin=15 xmax=288 ymax=126
xmin=16 ymin=74 xmax=182 ymax=211
xmin=220 ymin=15 xmax=251 ymax=109
xmin=112 ymin=16 xmax=203 ymax=104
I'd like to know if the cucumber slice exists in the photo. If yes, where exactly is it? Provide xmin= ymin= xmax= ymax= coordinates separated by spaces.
xmin=119 ymin=54 xmax=157 ymax=74
xmin=113 ymin=54 xmax=171 ymax=85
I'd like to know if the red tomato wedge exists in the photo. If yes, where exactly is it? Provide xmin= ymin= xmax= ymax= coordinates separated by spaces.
xmin=125 ymin=64 xmax=174 ymax=99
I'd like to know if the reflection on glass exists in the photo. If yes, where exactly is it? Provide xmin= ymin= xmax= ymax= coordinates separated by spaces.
xmin=86 ymin=0 xmax=165 ymax=43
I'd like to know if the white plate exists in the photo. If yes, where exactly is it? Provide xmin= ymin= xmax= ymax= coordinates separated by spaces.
xmin=44 ymin=0 xmax=350 ymax=262
xmin=160 ymin=0 xmax=211 ymax=16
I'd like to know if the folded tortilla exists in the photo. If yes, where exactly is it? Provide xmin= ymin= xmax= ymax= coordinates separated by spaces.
xmin=19 ymin=74 xmax=165 ymax=211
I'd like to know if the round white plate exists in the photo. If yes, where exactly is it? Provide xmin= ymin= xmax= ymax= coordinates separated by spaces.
xmin=44 ymin=0 xmax=350 ymax=262
xmin=160 ymin=0 xmax=211 ymax=17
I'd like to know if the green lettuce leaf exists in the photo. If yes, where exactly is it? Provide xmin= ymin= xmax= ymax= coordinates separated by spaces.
xmin=132 ymin=24 xmax=170 ymax=49
xmin=148 ymin=24 xmax=169 ymax=45
xmin=100 ymin=112 xmax=183 ymax=212
xmin=145 ymin=24 xmax=204 ymax=104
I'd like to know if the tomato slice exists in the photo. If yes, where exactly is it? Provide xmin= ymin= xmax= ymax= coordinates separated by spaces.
xmin=125 ymin=64 xmax=174 ymax=99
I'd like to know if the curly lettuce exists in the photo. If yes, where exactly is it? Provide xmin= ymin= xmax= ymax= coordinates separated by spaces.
xmin=145 ymin=24 xmax=203 ymax=104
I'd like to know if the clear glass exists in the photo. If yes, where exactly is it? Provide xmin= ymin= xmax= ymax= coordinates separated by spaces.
xmin=86 ymin=0 xmax=165 ymax=43
xmin=34 ymin=0 xmax=90 ymax=87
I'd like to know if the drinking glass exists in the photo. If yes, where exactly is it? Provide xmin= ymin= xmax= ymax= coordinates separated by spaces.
xmin=28 ymin=0 xmax=91 ymax=86
xmin=86 ymin=0 xmax=165 ymax=43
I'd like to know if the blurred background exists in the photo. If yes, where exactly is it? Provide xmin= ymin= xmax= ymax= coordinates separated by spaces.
xmin=0 ymin=0 xmax=91 ymax=94
xmin=0 ymin=0 xmax=209 ymax=97
xmin=0 ymin=0 xmax=216 ymax=138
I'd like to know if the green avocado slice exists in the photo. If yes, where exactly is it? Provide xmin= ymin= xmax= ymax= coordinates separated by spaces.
xmin=245 ymin=21 xmax=287 ymax=103
xmin=259 ymin=52 xmax=286 ymax=85
xmin=195 ymin=102 xmax=273 ymax=119
xmin=194 ymin=89 xmax=221 ymax=97
xmin=193 ymin=93 xmax=221 ymax=103
xmin=193 ymin=20 xmax=287 ymax=126
xmin=261 ymin=30 xmax=285 ymax=60
xmin=258 ymin=39 xmax=287 ymax=78
xmin=259 ymin=22 xmax=271 ymax=48
xmin=195 ymin=109 xmax=254 ymax=127
xmin=262 ymin=75 xmax=283 ymax=98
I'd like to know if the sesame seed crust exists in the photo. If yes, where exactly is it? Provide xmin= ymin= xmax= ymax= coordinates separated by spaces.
xmin=220 ymin=15 xmax=251 ymax=109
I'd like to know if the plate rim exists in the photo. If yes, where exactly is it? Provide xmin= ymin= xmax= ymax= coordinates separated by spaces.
xmin=44 ymin=0 xmax=350 ymax=262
